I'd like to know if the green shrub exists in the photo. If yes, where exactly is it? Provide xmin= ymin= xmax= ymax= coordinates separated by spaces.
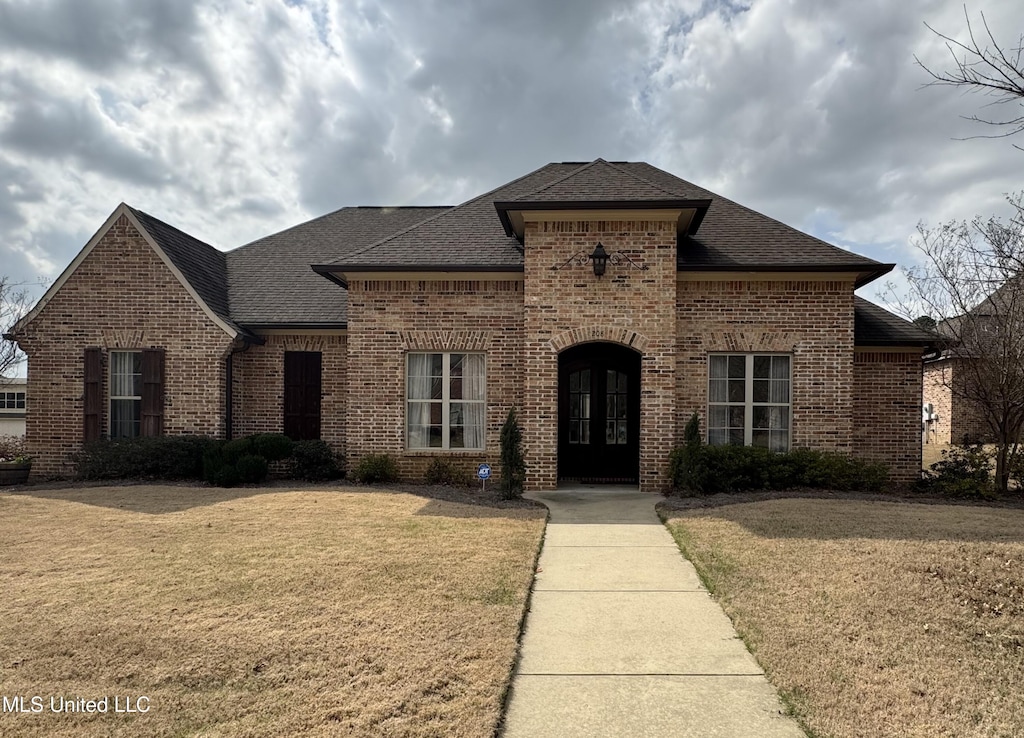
xmin=353 ymin=453 xmax=398 ymax=484
xmin=921 ymin=444 xmax=995 ymax=498
xmin=290 ymin=440 xmax=345 ymax=481
xmin=251 ymin=433 xmax=295 ymax=462
xmin=76 ymin=436 xmax=219 ymax=480
xmin=669 ymin=414 xmax=705 ymax=493
xmin=424 ymin=457 xmax=471 ymax=486
xmin=221 ymin=436 xmax=255 ymax=464
xmin=235 ymin=454 xmax=269 ymax=484
xmin=207 ymin=462 xmax=240 ymax=488
xmin=667 ymin=442 xmax=889 ymax=495
xmin=499 ymin=408 xmax=526 ymax=499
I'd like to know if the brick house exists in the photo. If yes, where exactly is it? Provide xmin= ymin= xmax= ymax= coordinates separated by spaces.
xmin=8 ymin=159 xmax=932 ymax=490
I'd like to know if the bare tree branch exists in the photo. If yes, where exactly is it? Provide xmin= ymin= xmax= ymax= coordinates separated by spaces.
xmin=0 ymin=277 xmax=36 ymax=378
xmin=884 ymin=194 xmax=1024 ymax=493
xmin=916 ymin=7 xmax=1024 ymax=146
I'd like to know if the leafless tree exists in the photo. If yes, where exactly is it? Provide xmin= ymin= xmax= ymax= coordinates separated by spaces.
xmin=887 ymin=195 xmax=1024 ymax=493
xmin=0 ymin=276 xmax=35 ymax=380
xmin=917 ymin=7 xmax=1024 ymax=148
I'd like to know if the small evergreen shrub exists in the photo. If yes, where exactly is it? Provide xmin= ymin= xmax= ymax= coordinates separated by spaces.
xmin=221 ymin=437 xmax=256 ymax=464
xmin=354 ymin=453 xmax=398 ymax=484
xmin=76 ymin=436 xmax=219 ymax=480
xmin=234 ymin=454 xmax=270 ymax=484
xmin=290 ymin=440 xmax=345 ymax=481
xmin=668 ymin=414 xmax=705 ymax=494
xmin=499 ymin=408 xmax=526 ymax=500
xmin=920 ymin=444 xmax=995 ymax=498
xmin=668 ymin=442 xmax=888 ymax=494
xmin=252 ymin=433 xmax=294 ymax=462
xmin=424 ymin=457 xmax=471 ymax=486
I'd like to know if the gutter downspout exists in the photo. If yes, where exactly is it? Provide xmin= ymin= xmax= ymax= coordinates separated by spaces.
xmin=226 ymin=340 xmax=254 ymax=441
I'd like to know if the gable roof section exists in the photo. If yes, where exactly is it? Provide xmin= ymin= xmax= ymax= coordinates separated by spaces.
xmin=10 ymin=204 xmax=252 ymax=341
xmin=321 ymin=159 xmax=892 ymax=288
xmin=493 ymin=159 xmax=712 ymax=238
xmin=320 ymin=162 xmax=584 ymax=273
xmin=227 ymin=206 xmax=449 ymax=326
xmin=854 ymin=297 xmax=935 ymax=347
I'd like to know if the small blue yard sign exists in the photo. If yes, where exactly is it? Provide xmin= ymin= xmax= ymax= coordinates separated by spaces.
xmin=477 ymin=463 xmax=491 ymax=480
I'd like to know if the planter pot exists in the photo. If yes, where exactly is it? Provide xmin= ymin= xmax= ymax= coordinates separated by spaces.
xmin=0 ymin=462 xmax=31 ymax=485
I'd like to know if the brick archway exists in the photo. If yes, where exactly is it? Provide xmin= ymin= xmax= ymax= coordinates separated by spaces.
xmin=549 ymin=325 xmax=651 ymax=355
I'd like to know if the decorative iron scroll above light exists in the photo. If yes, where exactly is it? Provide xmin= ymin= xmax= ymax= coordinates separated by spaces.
xmin=550 ymin=242 xmax=649 ymax=277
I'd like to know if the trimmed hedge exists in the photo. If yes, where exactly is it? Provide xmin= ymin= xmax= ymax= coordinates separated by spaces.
xmin=290 ymin=440 xmax=345 ymax=481
xmin=75 ymin=433 xmax=339 ymax=488
xmin=669 ymin=441 xmax=889 ymax=495
xmin=75 ymin=436 xmax=219 ymax=480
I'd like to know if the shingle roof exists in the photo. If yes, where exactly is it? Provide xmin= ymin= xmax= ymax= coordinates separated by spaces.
xmin=226 ymin=206 xmax=449 ymax=325
xmin=327 ymin=160 xmax=891 ymax=284
xmin=854 ymin=297 xmax=935 ymax=347
xmin=127 ymin=206 xmax=251 ymax=337
xmin=327 ymin=162 xmax=582 ymax=269
xmin=125 ymin=160 xmax=901 ymax=330
xmin=509 ymin=158 xmax=686 ymax=202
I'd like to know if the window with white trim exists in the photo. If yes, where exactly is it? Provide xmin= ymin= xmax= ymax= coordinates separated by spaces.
xmin=708 ymin=354 xmax=791 ymax=451
xmin=407 ymin=353 xmax=486 ymax=450
xmin=2 ymin=392 xmax=25 ymax=409
xmin=109 ymin=351 xmax=142 ymax=439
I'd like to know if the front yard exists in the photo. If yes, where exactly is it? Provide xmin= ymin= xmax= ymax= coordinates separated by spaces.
xmin=662 ymin=498 xmax=1024 ymax=738
xmin=0 ymin=484 xmax=545 ymax=737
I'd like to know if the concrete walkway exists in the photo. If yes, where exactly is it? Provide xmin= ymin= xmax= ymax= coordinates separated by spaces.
xmin=501 ymin=485 xmax=804 ymax=738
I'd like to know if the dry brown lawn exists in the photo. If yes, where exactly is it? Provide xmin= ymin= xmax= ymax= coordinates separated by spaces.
xmin=663 ymin=498 xmax=1024 ymax=738
xmin=0 ymin=484 xmax=545 ymax=737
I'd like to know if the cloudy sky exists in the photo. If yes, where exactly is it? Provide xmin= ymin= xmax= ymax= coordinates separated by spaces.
xmin=1 ymin=0 xmax=1022 ymax=312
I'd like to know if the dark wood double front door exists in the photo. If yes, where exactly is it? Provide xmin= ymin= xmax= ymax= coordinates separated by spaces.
xmin=558 ymin=343 xmax=641 ymax=483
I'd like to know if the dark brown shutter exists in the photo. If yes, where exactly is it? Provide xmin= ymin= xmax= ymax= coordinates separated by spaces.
xmin=83 ymin=348 xmax=103 ymax=442
xmin=140 ymin=348 xmax=165 ymax=437
xmin=284 ymin=351 xmax=322 ymax=441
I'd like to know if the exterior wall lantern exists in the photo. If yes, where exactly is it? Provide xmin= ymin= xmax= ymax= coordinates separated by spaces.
xmin=590 ymin=242 xmax=610 ymax=277
xmin=549 ymin=243 xmax=649 ymax=277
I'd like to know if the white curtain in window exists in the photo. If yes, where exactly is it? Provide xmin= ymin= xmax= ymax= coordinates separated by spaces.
xmin=407 ymin=354 xmax=434 ymax=448
xmin=463 ymin=354 xmax=486 ymax=449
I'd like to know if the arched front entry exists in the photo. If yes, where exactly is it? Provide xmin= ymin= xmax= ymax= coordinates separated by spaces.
xmin=558 ymin=342 xmax=641 ymax=483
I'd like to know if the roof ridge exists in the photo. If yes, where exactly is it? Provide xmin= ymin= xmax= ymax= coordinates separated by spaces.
xmin=604 ymin=160 xmax=689 ymax=198
xmin=508 ymin=159 xmax=602 ymax=201
xmin=326 ymin=161 xmax=573 ymax=265
xmin=509 ymin=158 xmax=686 ymax=202
xmin=631 ymin=164 xmax=886 ymax=268
xmin=127 ymin=205 xmax=225 ymax=260
xmin=228 ymin=205 xmax=450 ymax=255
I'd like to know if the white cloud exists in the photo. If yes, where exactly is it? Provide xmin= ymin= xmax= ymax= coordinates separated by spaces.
xmin=0 ymin=0 xmax=1021 ymax=315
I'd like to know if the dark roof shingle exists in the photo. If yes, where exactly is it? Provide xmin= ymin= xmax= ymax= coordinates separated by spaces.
xmin=226 ymin=206 xmax=449 ymax=325
xmin=127 ymin=206 xmax=250 ymax=336
xmin=854 ymin=297 xmax=935 ymax=347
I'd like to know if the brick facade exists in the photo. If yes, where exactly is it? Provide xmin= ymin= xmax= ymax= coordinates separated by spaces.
xmin=344 ymin=278 xmax=524 ymax=480
xmin=676 ymin=278 xmax=856 ymax=453
xmin=231 ymin=332 xmax=348 ymax=451
xmin=13 ymin=208 xmax=928 ymax=490
xmin=14 ymin=215 xmax=235 ymax=477
xmin=922 ymin=359 xmax=992 ymax=445
xmin=522 ymin=217 xmax=678 ymax=493
xmin=853 ymin=350 xmax=923 ymax=482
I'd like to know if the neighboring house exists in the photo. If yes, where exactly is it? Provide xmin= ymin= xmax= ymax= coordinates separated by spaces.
xmin=7 ymin=159 xmax=933 ymax=489
xmin=921 ymin=280 xmax=1024 ymax=446
xmin=0 ymin=377 xmax=27 ymax=437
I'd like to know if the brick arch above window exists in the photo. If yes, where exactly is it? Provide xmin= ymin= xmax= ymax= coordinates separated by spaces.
xmin=549 ymin=325 xmax=650 ymax=354
xmin=398 ymin=330 xmax=493 ymax=352
xmin=702 ymin=330 xmax=801 ymax=353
